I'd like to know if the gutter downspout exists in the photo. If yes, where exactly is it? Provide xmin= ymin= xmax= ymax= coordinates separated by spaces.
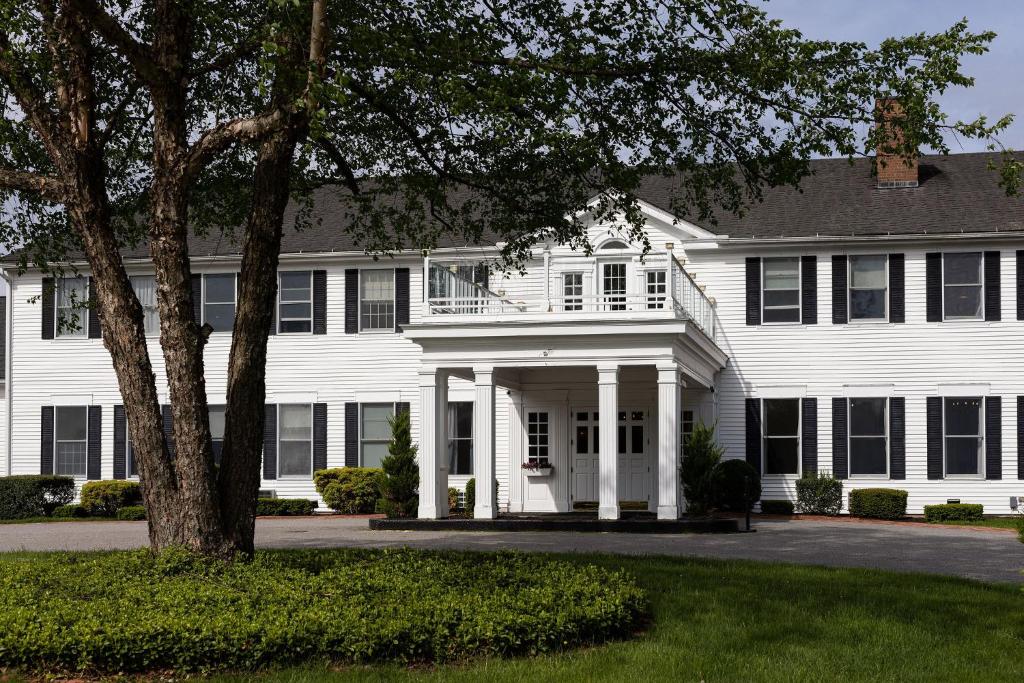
xmin=0 ymin=268 xmax=11 ymax=478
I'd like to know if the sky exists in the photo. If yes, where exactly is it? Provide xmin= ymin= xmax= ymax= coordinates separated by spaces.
xmin=758 ymin=0 xmax=1024 ymax=153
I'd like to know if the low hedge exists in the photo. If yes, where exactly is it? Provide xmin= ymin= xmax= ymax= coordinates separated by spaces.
xmin=52 ymin=504 xmax=90 ymax=518
xmin=116 ymin=505 xmax=147 ymax=521
xmin=924 ymin=503 xmax=984 ymax=523
xmin=0 ymin=475 xmax=75 ymax=519
xmin=255 ymin=498 xmax=317 ymax=516
xmin=848 ymin=488 xmax=908 ymax=520
xmin=0 ymin=548 xmax=647 ymax=674
xmin=313 ymin=468 xmax=382 ymax=514
xmin=795 ymin=472 xmax=843 ymax=516
xmin=760 ymin=500 xmax=795 ymax=515
xmin=81 ymin=480 xmax=142 ymax=517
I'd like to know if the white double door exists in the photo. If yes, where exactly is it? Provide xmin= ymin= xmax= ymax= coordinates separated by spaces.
xmin=571 ymin=408 xmax=651 ymax=506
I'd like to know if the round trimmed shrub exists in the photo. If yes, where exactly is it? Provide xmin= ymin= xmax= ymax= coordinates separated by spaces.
xmin=848 ymin=488 xmax=908 ymax=520
xmin=115 ymin=505 xmax=146 ymax=521
xmin=795 ymin=472 xmax=843 ymax=516
xmin=923 ymin=503 xmax=983 ymax=523
xmin=80 ymin=480 xmax=142 ymax=517
xmin=0 ymin=548 xmax=647 ymax=675
xmin=710 ymin=459 xmax=761 ymax=512
xmin=313 ymin=468 xmax=382 ymax=514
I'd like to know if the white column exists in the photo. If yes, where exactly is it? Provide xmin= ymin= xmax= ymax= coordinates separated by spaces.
xmin=473 ymin=366 xmax=497 ymax=519
xmin=598 ymin=365 xmax=620 ymax=520
xmin=657 ymin=364 xmax=683 ymax=520
xmin=417 ymin=368 xmax=449 ymax=519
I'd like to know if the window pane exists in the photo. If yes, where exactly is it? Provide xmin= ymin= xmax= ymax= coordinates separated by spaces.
xmin=361 ymin=270 xmax=394 ymax=300
xmin=617 ymin=424 xmax=626 ymax=454
xmin=945 ymin=398 xmax=980 ymax=436
xmin=448 ymin=439 xmax=472 ymax=475
xmin=208 ymin=405 xmax=225 ymax=440
xmin=453 ymin=402 xmax=472 ymax=438
xmin=849 ymin=255 xmax=887 ymax=288
xmin=631 ymin=424 xmax=644 ymax=453
xmin=764 ymin=399 xmax=799 ymax=436
xmin=361 ymin=442 xmax=389 ymax=468
xmin=944 ymin=285 xmax=982 ymax=318
xmin=762 ymin=307 xmax=800 ymax=323
xmin=56 ymin=406 xmax=87 ymax=440
xmin=945 ymin=437 xmax=980 ymax=475
xmin=280 ymin=302 xmax=311 ymax=319
xmin=56 ymin=442 xmax=87 ymax=475
xmin=279 ymin=319 xmax=312 ymax=333
xmin=576 ymin=425 xmax=589 ymax=453
xmin=362 ymin=404 xmax=393 ymax=440
xmin=205 ymin=274 xmax=235 ymax=303
xmin=280 ymin=404 xmax=311 ymax=440
xmin=130 ymin=276 xmax=159 ymax=335
xmin=204 ymin=303 xmax=235 ymax=331
xmin=763 ymin=289 xmax=800 ymax=308
xmin=763 ymin=258 xmax=799 ymax=289
xmin=850 ymin=398 xmax=886 ymax=436
xmin=279 ymin=272 xmax=311 ymax=300
xmin=279 ymin=440 xmax=311 ymax=476
xmin=850 ymin=289 xmax=886 ymax=319
xmin=765 ymin=438 xmax=799 ymax=474
xmin=850 ymin=438 xmax=887 ymax=475
xmin=57 ymin=277 xmax=88 ymax=337
xmin=943 ymin=253 xmax=981 ymax=285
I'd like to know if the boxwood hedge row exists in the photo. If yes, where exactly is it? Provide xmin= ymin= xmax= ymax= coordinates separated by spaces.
xmin=0 ymin=548 xmax=647 ymax=675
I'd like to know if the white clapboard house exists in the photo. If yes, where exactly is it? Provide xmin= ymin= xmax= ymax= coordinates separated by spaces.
xmin=1 ymin=149 xmax=1022 ymax=518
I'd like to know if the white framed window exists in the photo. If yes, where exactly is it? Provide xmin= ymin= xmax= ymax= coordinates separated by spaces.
xmin=763 ymin=398 xmax=800 ymax=475
xmin=601 ymin=263 xmax=627 ymax=311
xmin=278 ymin=404 xmax=312 ymax=477
xmin=762 ymin=257 xmax=800 ymax=323
xmin=129 ymin=275 xmax=160 ymax=335
xmin=562 ymin=272 xmax=584 ymax=311
xmin=942 ymin=252 xmax=983 ymax=320
xmin=943 ymin=397 xmax=984 ymax=477
xmin=54 ymin=406 xmax=88 ymax=476
xmin=448 ymin=401 xmax=473 ymax=475
xmin=849 ymin=398 xmax=888 ymax=476
xmin=278 ymin=271 xmax=312 ymax=333
xmin=56 ymin=277 xmax=89 ymax=337
xmin=682 ymin=409 xmax=695 ymax=438
xmin=527 ymin=411 xmax=550 ymax=465
xmin=360 ymin=403 xmax=394 ymax=467
xmin=646 ymin=271 xmax=667 ymax=309
xmin=360 ymin=270 xmax=395 ymax=331
xmin=849 ymin=255 xmax=887 ymax=320
xmin=203 ymin=273 xmax=236 ymax=332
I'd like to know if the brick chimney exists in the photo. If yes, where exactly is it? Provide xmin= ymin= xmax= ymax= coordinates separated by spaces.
xmin=874 ymin=97 xmax=918 ymax=188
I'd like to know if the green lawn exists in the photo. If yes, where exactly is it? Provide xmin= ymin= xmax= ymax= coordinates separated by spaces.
xmin=206 ymin=554 xmax=1024 ymax=683
xmin=928 ymin=518 xmax=1022 ymax=530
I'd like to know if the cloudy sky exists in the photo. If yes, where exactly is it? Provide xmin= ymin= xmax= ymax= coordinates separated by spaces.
xmin=758 ymin=0 xmax=1024 ymax=153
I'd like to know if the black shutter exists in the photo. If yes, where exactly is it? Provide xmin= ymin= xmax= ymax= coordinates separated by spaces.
xmin=745 ymin=258 xmax=761 ymax=325
xmin=87 ymin=406 xmax=102 ymax=480
xmin=0 ymin=296 xmax=6 ymax=380
xmin=925 ymin=253 xmax=942 ymax=322
xmin=87 ymin=277 xmax=101 ymax=338
xmin=889 ymin=254 xmax=905 ymax=323
xmin=984 ymin=251 xmax=1001 ymax=321
xmin=40 ymin=406 xmax=54 ymax=474
xmin=113 ymin=405 xmax=127 ymax=479
xmin=831 ymin=398 xmax=848 ymax=479
xmin=985 ymin=396 xmax=1002 ymax=480
xmin=313 ymin=402 xmax=327 ymax=473
xmin=831 ymin=255 xmax=848 ymax=325
xmin=889 ymin=397 xmax=906 ymax=480
xmin=1018 ymin=396 xmax=1024 ymax=479
xmin=191 ymin=274 xmax=203 ymax=324
xmin=1017 ymin=251 xmax=1024 ymax=321
xmin=800 ymin=256 xmax=817 ymax=324
xmin=313 ymin=270 xmax=327 ymax=334
xmin=42 ymin=277 xmax=55 ymax=339
xmin=345 ymin=402 xmax=359 ymax=467
xmin=263 ymin=403 xmax=277 ymax=479
xmin=926 ymin=396 xmax=943 ymax=479
xmin=268 ymin=274 xmax=277 ymax=336
xmin=745 ymin=398 xmax=761 ymax=472
xmin=396 ymin=401 xmax=410 ymax=417
xmin=344 ymin=269 xmax=358 ymax=334
xmin=801 ymin=397 xmax=817 ymax=475
xmin=395 ymin=267 xmax=410 ymax=331
xmin=161 ymin=404 xmax=175 ymax=458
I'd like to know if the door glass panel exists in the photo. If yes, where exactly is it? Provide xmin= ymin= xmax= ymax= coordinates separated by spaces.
xmin=576 ymin=426 xmax=588 ymax=454
xmin=631 ymin=425 xmax=644 ymax=454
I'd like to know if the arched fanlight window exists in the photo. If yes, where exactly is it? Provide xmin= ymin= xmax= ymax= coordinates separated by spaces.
xmin=600 ymin=240 xmax=629 ymax=250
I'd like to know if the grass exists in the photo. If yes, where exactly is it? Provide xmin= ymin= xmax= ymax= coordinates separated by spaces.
xmin=927 ymin=517 xmax=1022 ymax=530
xmin=0 ymin=515 xmax=121 ymax=524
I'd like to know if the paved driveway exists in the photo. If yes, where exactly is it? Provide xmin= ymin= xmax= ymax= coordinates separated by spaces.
xmin=2 ymin=516 xmax=1023 ymax=583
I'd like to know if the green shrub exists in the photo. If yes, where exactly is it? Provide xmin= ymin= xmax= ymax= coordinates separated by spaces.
xmin=464 ymin=478 xmax=499 ymax=517
xmin=313 ymin=468 xmax=382 ymax=514
xmin=795 ymin=472 xmax=843 ymax=516
xmin=760 ymin=500 xmax=794 ymax=515
xmin=255 ymin=498 xmax=317 ymax=516
xmin=848 ymin=488 xmax=908 ymax=520
xmin=0 ymin=548 xmax=647 ymax=674
xmin=448 ymin=487 xmax=460 ymax=511
xmin=0 ymin=475 xmax=75 ymax=519
xmin=80 ymin=480 xmax=142 ymax=517
xmin=1017 ymin=514 xmax=1024 ymax=545
xmin=378 ymin=409 xmax=419 ymax=518
xmin=52 ymin=504 xmax=90 ymax=518
xmin=710 ymin=459 xmax=761 ymax=512
xmin=115 ymin=505 xmax=146 ymax=521
xmin=923 ymin=503 xmax=984 ymax=523
xmin=679 ymin=422 xmax=723 ymax=515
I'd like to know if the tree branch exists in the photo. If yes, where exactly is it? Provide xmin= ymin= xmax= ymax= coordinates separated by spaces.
xmin=68 ymin=0 xmax=164 ymax=86
xmin=0 ymin=165 xmax=66 ymax=200
xmin=98 ymin=81 xmax=142 ymax=149
xmin=183 ymin=110 xmax=287 ymax=181
xmin=0 ymin=32 xmax=67 ymax=160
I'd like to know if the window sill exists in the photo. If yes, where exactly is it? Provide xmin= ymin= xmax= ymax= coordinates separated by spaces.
xmin=943 ymin=474 xmax=985 ymax=480
xmin=276 ymin=474 xmax=314 ymax=481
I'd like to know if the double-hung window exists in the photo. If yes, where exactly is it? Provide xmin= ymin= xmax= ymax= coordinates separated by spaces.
xmin=944 ymin=397 xmax=983 ymax=476
xmin=849 ymin=255 xmax=887 ymax=320
xmin=203 ymin=274 xmax=236 ymax=332
xmin=56 ymin=277 xmax=88 ymax=337
xmin=278 ymin=404 xmax=312 ymax=477
xmin=563 ymin=272 xmax=584 ymax=311
xmin=761 ymin=258 xmax=800 ymax=322
xmin=360 ymin=270 xmax=395 ymax=331
xmin=130 ymin=275 xmax=160 ymax=335
xmin=849 ymin=398 xmax=888 ymax=476
xmin=942 ymin=253 xmax=983 ymax=320
xmin=448 ymin=401 xmax=473 ymax=475
xmin=360 ymin=403 xmax=394 ymax=467
xmin=646 ymin=271 xmax=667 ymax=309
xmin=54 ymin=406 xmax=88 ymax=476
xmin=763 ymin=399 xmax=800 ymax=474
xmin=527 ymin=412 xmax=550 ymax=465
xmin=278 ymin=271 xmax=312 ymax=333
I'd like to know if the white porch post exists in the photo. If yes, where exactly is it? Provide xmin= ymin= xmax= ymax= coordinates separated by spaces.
xmin=417 ymin=368 xmax=449 ymax=519
xmin=657 ymin=363 xmax=683 ymax=520
xmin=473 ymin=366 xmax=497 ymax=519
xmin=597 ymin=364 xmax=620 ymax=520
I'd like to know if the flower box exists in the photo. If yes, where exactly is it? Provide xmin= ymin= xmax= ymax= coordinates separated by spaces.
xmin=522 ymin=464 xmax=554 ymax=477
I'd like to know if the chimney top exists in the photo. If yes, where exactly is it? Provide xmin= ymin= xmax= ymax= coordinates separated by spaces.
xmin=874 ymin=97 xmax=919 ymax=189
